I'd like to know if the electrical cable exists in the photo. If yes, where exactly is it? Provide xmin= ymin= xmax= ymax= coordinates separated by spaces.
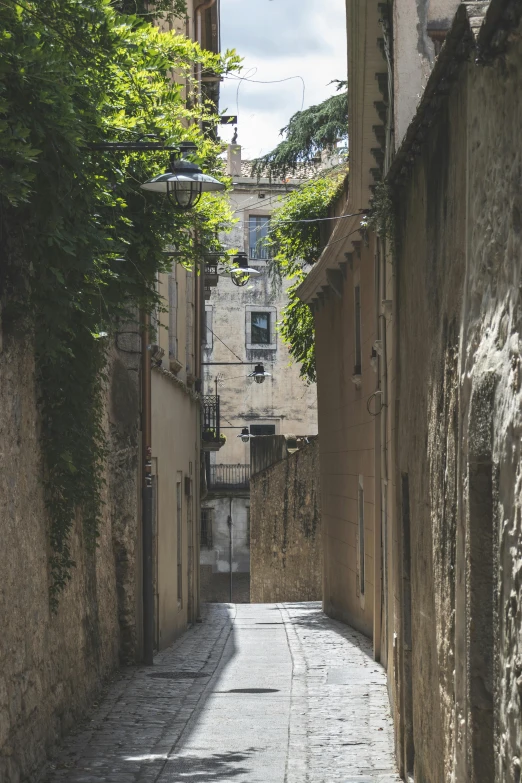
xmin=232 ymin=210 xmax=365 ymax=232
xmin=205 ymin=326 xmax=243 ymax=362
xmin=225 ymin=69 xmax=306 ymax=117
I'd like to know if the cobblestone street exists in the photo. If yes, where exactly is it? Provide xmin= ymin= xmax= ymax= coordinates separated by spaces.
xmin=44 ymin=603 xmax=400 ymax=782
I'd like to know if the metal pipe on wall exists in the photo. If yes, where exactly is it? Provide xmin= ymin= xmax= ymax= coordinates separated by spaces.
xmin=141 ymin=310 xmax=154 ymax=666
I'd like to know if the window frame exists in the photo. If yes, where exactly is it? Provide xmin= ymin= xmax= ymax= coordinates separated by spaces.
xmin=354 ymin=282 xmax=362 ymax=376
xmin=245 ymin=305 xmax=277 ymax=351
xmin=248 ymin=214 xmax=271 ymax=260
xmin=357 ymin=475 xmax=365 ymax=596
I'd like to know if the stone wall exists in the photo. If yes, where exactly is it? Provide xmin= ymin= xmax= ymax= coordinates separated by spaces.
xmin=200 ymin=567 xmax=250 ymax=603
xmin=250 ymin=437 xmax=322 ymax=603
xmin=391 ymin=11 xmax=522 ymax=781
xmin=0 ymin=330 xmax=140 ymax=783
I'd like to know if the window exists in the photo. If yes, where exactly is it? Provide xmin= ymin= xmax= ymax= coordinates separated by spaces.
xmin=249 ymin=215 xmax=270 ymax=260
xmin=354 ymin=284 xmax=362 ymax=375
xmin=176 ymin=475 xmax=183 ymax=605
xmin=168 ymin=265 xmax=178 ymax=359
xmin=250 ymin=424 xmax=276 ymax=436
xmin=358 ymin=476 xmax=365 ymax=595
xmin=203 ymin=305 xmax=213 ymax=349
xmin=186 ymin=270 xmax=194 ymax=375
xmin=246 ymin=306 xmax=277 ymax=350
xmin=251 ymin=312 xmax=271 ymax=344
xmin=201 ymin=508 xmax=214 ymax=549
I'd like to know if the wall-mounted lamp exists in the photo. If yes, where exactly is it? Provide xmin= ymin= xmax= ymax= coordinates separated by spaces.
xmin=248 ymin=363 xmax=271 ymax=384
xmin=141 ymin=143 xmax=225 ymax=209
xmin=237 ymin=427 xmax=253 ymax=443
xmin=228 ymin=252 xmax=261 ymax=287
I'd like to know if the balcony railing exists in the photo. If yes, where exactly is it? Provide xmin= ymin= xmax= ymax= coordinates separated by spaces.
xmin=208 ymin=464 xmax=250 ymax=491
xmin=249 ymin=244 xmax=270 ymax=261
xmin=201 ymin=395 xmax=225 ymax=451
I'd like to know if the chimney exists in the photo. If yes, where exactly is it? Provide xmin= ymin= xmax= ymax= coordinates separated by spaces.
xmin=227 ymin=144 xmax=241 ymax=177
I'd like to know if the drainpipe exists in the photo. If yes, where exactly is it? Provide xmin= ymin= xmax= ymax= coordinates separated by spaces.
xmin=228 ymin=497 xmax=233 ymax=603
xmin=195 ymin=0 xmax=216 ymax=48
xmin=141 ymin=310 xmax=154 ymax=666
xmin=195 ymin=0 xmax=216 ymax=102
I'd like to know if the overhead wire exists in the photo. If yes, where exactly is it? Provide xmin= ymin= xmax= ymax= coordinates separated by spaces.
xmin=205 ymin=326 xmax=243 ymax=362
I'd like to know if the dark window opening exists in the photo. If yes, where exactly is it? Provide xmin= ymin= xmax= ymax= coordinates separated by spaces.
xmin=177 ymin=480 xmax=182 ymax=603
xmin=251 ymin=312 xmax=271 ymax=344
xmin=354 ymin=284 xmax=362 ymax=375
xmin=250 ymin=424 xmax=276 ymax=436
xmin=201 ymin=508 xmax=213 ymax=549
xmin=358 ymin=478 xmax=365 ymax=595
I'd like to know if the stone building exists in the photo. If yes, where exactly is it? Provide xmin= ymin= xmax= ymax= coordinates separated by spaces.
xmin=200 ymin=145 xmax=318 ymax=602
xmin=298 ymin=0 xmax=522 ymax=780
xmin=0 ymin=2 xmax=221 ymax=780
xmin=249 ymin=435 xmax=322 ymax=603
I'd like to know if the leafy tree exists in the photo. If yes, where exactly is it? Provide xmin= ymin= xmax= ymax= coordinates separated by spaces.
xmin=268 ymin=167 xmax=347 ymax=384
xmin=0 ymin=0 xmax=240 ymax=604
xmin=252 ymin=82 xmax=348 ymax=178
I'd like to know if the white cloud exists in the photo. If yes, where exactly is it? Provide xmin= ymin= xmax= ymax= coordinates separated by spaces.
xmin=219 ymin=0 xmax=347 ymax=160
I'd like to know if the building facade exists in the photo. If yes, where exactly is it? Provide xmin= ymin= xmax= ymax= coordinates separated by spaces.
xmin=298 ymin=0 xmax=522 ymax=781
xmin=200 ymin=145 xmax=318 ymax=602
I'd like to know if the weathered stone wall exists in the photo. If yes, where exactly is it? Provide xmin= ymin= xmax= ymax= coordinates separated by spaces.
xmin=250 ymin=438 xmax=322 ymax=603
xmin=200 ymin=567 xmax=250 ymax=603
xmin=0 ymin=330 xmax=140 ymax=783
xmin=393 ymin=15 xmax=522 ymax=782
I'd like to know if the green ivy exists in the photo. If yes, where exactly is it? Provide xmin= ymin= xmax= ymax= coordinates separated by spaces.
xmin=268 ymin=167 xmax=347 ymax=384
xmin=365 ymin=180 xmax=395 ymax=241
xmin=0 ymin=0 xmax=240 ymax=607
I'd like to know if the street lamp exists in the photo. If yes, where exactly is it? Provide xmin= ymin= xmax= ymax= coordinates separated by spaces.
xmin=141 ymin=152 xmax=225 ymax=210
xmin=228 ymin=252 xmax=261 ymax=287
xmin=248 ymin=363 xmax=271 ymax=384
xmin=237 ymin=427 xmax=253 ymax=443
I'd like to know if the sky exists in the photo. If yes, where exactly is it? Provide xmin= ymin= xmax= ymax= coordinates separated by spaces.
xmin=218 ymin=0 xmax=347 ymax=160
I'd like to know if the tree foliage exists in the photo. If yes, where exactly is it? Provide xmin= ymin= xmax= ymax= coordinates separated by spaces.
xmin=251 ymin=82 xmax=348 ymax=178
xmin=115 ymin=0 xmax=187 ymax=20
xmin=268 ymin=167 xmax=347 ymax=384
xmin=0 ymin=0 xmax=240 ymax=605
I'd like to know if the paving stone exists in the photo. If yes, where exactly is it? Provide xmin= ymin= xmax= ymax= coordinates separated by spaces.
xmin=41 ymin=602 xmax=400 ymax=782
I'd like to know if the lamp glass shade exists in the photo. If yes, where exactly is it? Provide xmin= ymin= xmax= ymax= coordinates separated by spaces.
xmin=141 ymin=158 xmax=225 ymax=209
xmin=229 ymin=252 xmax=261 ymax=287
xmin=249 ymin=363 xmax=271 ymax=384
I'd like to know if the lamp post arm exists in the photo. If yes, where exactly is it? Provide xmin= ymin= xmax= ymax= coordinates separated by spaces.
xmin=202 ymin=362 xmax=257 ymax=366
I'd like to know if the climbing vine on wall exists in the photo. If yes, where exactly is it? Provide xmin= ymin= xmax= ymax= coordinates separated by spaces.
xmin=0 ymin=0 xmax=240 ymax=607
xmin=268 ymin=166 xmax=347 ymax=384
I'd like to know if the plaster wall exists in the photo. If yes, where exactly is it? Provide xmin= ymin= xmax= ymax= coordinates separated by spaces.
xmin=200 ymin=495 xmax=250 ymax=573
xmin=200 ymin=166 xmax=318 ymax=600
xmin=393 ymin=0 xmax=460 ymax=145
xmin=393 ymin=21 xmax=522 ymax=782
xmin=250 ymin=438 xmax=322 ymax=603
xmin=151 ymin=371 xmax=199 ymax=648
xmin=151 ymin=264 xmax=201 ymax=647
xmin=314 ymin=239 xmax=377 ymax=639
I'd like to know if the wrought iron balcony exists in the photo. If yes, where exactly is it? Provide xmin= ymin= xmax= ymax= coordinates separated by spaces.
xmin=249 ymin=244 xmax=270 ymax=261
xmin=201 ymin=395 xmax=225 ymax=451
xmin=208 ymin=464 xmax=251 ymax=491
xmin=204 ymin=259 xmax=219 ymax=287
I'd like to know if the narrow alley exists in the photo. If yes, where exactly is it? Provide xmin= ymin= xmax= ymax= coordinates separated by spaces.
xmin=44 ymin=604 xmax=399 ymax=783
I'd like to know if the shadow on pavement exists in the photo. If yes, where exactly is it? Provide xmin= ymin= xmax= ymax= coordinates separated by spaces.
xmin=161 ymin=749 xmax=255 ymax=780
